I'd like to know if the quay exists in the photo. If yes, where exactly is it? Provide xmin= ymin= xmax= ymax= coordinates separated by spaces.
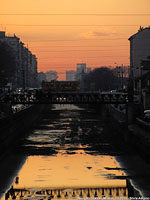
xmin=0 ymin=104 xmax=45 ymax=154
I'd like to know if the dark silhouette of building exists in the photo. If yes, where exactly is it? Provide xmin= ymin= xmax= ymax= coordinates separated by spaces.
xmin=0 ymin=31 xmax=38 ymax=89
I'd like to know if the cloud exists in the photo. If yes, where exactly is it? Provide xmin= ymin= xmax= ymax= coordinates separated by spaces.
xmin=92 ymin=31 xmax=110 ymax=37
xmin=80 ymin=29 xmax=117 ymax=39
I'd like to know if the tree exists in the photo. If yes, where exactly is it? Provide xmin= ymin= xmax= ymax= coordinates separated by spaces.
xmin=0 ymin=41 xmax=16 ymax=87
xmin=84 ymin=67 xmax=119 ymax=91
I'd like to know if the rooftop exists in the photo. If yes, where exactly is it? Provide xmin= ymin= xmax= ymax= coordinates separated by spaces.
xmin=128 ymin=26 xmax=150 ymax=40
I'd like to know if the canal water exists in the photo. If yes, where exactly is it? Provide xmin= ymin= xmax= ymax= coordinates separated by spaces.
xmin=0 ymin=104 xmax=148 ymax=199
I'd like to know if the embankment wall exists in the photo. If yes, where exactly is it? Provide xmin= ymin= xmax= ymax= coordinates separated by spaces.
xmin=0 ymin=104 xmax=46 ymax=154
xmin=107 ymin=104 xmax=150 ymax=160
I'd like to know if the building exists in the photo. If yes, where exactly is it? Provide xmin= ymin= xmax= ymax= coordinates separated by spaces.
xmin=129 ymin=27 xmax=150 ymax=95
xmin=0 ymin=32 xmax=21 ymax=88
xmin=45 ymin=71 xmax=57 ymax=81
xmin=38 ymin=72 xmax=47 ymax=85
xmin=129 ymin=27 xmax=150 ymax=109
xmin=30 ymin=54 xmax=38 ymax=87
xmin=0 ymin=31 xmax=38 ymax=89
xmin=76 ymin=63 xmax=87 ymax=81
xmin=86 ymin=67 xmax=92 ymax=73
xmin=76 ymin=63 xmax=86 ymax=73
xmin=66 ymin=70 xmax=76 ymax=81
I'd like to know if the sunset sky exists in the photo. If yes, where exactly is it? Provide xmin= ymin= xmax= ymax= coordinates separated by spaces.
xmin=0 ymin=0 xmax=150 ymax=79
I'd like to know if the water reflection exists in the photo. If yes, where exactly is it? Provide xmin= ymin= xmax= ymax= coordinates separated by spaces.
xmin=3 ymin=105 xmax=137 ymax=199
xmin=6 ymin=186 xmax=129 ymax=199
xmin=7 ymin=152 xmax=126 ymax=189
xmin=5 ymin=151 xmax=131 ymax=199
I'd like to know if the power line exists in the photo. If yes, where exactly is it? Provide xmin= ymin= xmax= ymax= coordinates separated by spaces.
xmin=34 ymin=49 xmax=129 ymax=52
xmin=38 ymin=65 xmax=130 ymax=68
xmin=30 ymin=46 xmax=129 ymax=51
xmin=0 ymin=13 xmax=150 ymax=16
xmin=38 ymin=55 xmax=129 ymax=60
xmin=29 ymin=45 xmax=129 ymax=47
xmin=30 ymin=46 xmax=129 ymax=50
xmin=2 ymin=24 xmax=148 ymax=27
xmin=38 ymin=56 xmax=129 ymax=59
xmin=24 ymin=38 xmax=127 ymax=42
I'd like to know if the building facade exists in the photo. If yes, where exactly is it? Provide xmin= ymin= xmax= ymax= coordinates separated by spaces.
xmin=37 ymin=72 xmax=47 ymax=87
xmin=66 ymin=70 xmax=76 ymax=81
xmin=76 ymin=63 xmax=87 ymax=81
xmin=129 ymin=27 xmax=150 ymax=95
xmin=129 ymin=27 xmax=150 ymax=109
xmin=0 ymin=31 xmax=38 ymax=89
xmin=86 ymin=67 xmax=92 ymax=73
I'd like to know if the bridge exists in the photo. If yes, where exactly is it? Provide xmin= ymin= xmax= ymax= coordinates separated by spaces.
xmin=5 ymin=186 xmax=129 ymax=200
xmin=0 ymin=91 xmax=128 ymax=104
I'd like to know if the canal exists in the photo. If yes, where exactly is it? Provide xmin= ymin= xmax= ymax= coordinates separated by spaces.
xmin=1 ymin=104 xmax=150 ymax=199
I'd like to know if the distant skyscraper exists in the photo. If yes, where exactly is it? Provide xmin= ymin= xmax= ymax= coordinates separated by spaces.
xmin=76 ymin=63 xmax=87 ymax=81
xmin=76 ymin=63 xmax=86 ymax=74
xmin=66 ymin=70 xmax=76 ymax=81
xmin=45 ymin=71 xmax=57 ymax=81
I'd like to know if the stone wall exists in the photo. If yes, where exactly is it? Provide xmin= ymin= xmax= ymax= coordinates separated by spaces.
xmin=0 ymin=104 xmax=45 ymax=155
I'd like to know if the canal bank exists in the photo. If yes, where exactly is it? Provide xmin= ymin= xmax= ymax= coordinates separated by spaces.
xmin=0 ymin=104 xmax=46 ymax=155
xmin=107 ymin=104 xmax=150 ymax=197
xmin=107 ymin=103 xmax=150 ymax=159
xmin=0 ymin=104 xmax=141 ymax=199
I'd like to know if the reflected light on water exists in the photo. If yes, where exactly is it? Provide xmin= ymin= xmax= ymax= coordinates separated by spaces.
xmin=2 ymin=104 xmax=133 ymax=199
xmin=11 ymin=150 xmax=126 ymax=189
xmin=3 ymin=150 xmax=130 ymax=200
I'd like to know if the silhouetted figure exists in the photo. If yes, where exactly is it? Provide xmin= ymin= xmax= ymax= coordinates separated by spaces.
xmin=15 ymin=176 xmax=19 ymax=184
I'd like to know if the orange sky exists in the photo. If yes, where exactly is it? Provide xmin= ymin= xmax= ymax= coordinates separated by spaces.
xmin=0 ymin=0 xmax=150 ymax=79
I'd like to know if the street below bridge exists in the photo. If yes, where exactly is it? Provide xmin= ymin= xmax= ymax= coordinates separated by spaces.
xmin=0 ymin=104 xmax=150 ymax=199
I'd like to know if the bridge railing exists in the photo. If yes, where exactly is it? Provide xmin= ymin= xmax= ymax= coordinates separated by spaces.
xmin=5 ymin=186 xmax=129 ymax=199
xmin=0 ymin=91 xmax=128 ymax=104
